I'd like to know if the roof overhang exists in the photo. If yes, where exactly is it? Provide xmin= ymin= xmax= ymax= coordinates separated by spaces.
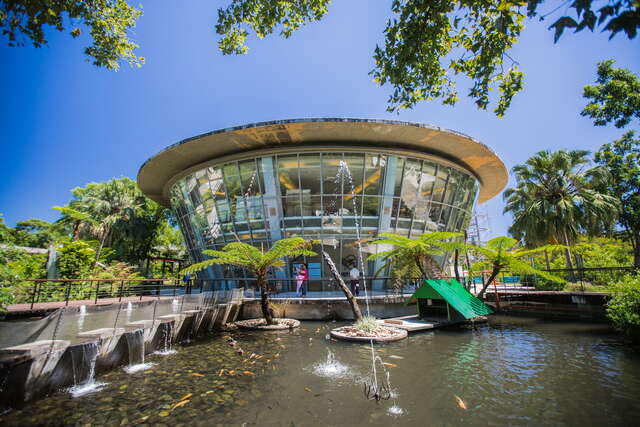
xmin=138 ymin=118 xmax=507 ymax=207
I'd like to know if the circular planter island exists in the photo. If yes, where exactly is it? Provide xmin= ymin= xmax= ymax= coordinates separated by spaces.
xmin=235 ymin=318 xmax=301 ymax=330
xmin=330 ymin=325 xmax=408 ymax=343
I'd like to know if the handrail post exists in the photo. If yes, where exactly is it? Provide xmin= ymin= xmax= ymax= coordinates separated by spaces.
xmin=118 ymin=280 xmax=125 ymax=302
xmin=95 ymin=281 xmax=100 ymax=304
xmin=64 ymin=280 xmax=72 ymax=306
xmin=30 ymin=280 xmax=39 ymax=310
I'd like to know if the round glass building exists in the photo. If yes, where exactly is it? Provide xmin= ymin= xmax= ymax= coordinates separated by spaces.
xmin=138 ymin=118 xmax=507 ymax=292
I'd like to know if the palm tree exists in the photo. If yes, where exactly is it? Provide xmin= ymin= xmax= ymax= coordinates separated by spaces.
xmin=54 ymin=178 xmax=140 ymax=269
xmin=470 ymin=237 xmax=565 ymax=299
xmin=504 ymin=150 xmax=620 ymax=275
xmin=367 ymin=232 xmax=465 ymax=284
xmin=181 ymin=238 xmax=315 ymax=325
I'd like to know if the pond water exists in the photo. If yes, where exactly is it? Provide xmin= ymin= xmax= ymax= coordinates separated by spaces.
xmin=2 ymin=316 xmax=639 ymax=426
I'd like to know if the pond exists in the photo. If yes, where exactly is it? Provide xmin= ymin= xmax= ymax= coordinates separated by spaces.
xmin=2 ymin=316 xmax=639 ymax=426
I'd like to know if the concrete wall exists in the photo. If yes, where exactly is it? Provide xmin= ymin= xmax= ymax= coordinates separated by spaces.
xmin=240 ymin=296 xmax=416 ymax=320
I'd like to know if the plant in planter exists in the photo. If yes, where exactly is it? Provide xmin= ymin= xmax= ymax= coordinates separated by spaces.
xmin=181 ymin=238 xmax=315 ymax=326
xmin=354 ymin=316 xmax=379 ymax=334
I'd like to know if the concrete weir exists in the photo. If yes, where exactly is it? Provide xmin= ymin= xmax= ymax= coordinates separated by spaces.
xmin=0 ymin=297 xmax=242 ymax=410
xmin=241 ymin=294 xmax=415 ymax=320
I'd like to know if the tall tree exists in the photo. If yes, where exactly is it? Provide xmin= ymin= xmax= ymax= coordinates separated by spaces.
xmin=54 ymin=177 xmax=173 ymax=270
xmin=181 ymin=238 xmax=315 ymax=325
xmin=0 ymin=0 xmax=144 ymax=70
xmin=54 ymin=178 xmax=141 ymax=268
xmin=503 ymin=150 xmax=620 ymax=272
xmin=594 ymin=131 xmax=640 ymax=267
xmin=215 ymin=0 xmax=639 ymax=116
xmin=12 ymin=219 xmax=67 ymax=248
xmin=582 ymin=59 xmax=640 ymax=129
xmin=470 ymin=236 xmax=564 ymax=299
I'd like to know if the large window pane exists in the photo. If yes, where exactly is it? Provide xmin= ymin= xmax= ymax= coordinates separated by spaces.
xmin=277 ymin=155 xmax=299 ymax=195
xmin=282 ymin=196 xmax=301 ymax=217
xmin=364 ymin=154 xmax=385 ymax=195
xmin=239 ymin=160 xmax=260 ymax=196
xmin=342 ymin=153 xmax=364 ymax=195
xmin=362 ymin=196 xmax=380 ymax=217
xmin=431 ymin=165 xmax=448 ymax=204
xmin=299 ymin=153 xmax=322 ymax=195
xmin=393 ymin=157 xmax=405 ymax=197
xmin=322 ymin=153 xmax=343 ymax=194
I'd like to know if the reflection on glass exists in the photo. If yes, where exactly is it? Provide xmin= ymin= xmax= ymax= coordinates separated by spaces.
xmin=169 ymin=151 xmax=479 ymax=283
xmin=278 ymin=155 xmax=299 ymax=195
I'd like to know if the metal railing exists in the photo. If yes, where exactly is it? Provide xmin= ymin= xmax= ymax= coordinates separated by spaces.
xmin=6 ymin=276 xmax=421 ymax=309
xmin=7 ymin=266 xmax=637 ymax=310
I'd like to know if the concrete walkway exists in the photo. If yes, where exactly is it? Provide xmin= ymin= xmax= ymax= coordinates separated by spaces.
xmin=7 ymin=296 xmax=177 ymax=314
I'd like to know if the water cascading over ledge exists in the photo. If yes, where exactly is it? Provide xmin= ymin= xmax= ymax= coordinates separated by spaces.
xmin=0 ymin=289 xmax=244 ymax=410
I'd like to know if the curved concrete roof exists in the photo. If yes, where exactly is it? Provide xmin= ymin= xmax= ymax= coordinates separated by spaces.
xmin=138 ymin=118 xmax=507 ymax=206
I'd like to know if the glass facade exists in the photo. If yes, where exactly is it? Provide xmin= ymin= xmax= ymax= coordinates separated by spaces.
xmin=170 ymin=151 xmax=478 ymax=289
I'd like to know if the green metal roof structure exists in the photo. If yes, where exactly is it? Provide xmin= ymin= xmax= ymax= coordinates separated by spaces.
xmin=408 ymin=279 xmax=493 ymax=319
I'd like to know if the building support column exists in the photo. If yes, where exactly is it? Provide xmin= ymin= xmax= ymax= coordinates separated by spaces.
xmin=260 ymin=156 xmax=286 ymax=283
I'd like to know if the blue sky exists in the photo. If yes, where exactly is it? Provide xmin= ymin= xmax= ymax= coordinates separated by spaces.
xmin=0 ymin=1 xmax=638 ymax=238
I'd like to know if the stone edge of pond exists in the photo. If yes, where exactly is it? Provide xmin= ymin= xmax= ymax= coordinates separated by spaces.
xmin=329 ymin=326 xmax=408 ymax=343
xmin=235 ymin=318 xmax=301 ymax=330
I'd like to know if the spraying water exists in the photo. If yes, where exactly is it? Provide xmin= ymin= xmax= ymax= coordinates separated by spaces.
xmin=312 ymin=349 xmax=350 ymax=378
xmin=328 ymin=159 xmax=399 ymax=408
xmin=77 ymin=305 xmax=87 ymax=331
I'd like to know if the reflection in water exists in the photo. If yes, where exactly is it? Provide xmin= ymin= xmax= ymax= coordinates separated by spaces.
xmin=3 ymin=317 xmax=640 ymax=426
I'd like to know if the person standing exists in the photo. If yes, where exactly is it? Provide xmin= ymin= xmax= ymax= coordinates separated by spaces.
xmin=301 ymin=265 xmax=308 ymax=297
xmin=296 ymin=265 xmax=308 ymax=297
xmin=349 ymin=266 xmax=360 ymax=296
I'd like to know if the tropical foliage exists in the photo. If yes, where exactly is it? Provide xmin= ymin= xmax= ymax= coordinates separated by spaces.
xmin=214 ymin=0 xmax=639 ymax=115
xmin=582 ymin=60 xmax=640 ymax=129
xmin=6 ymin=1 xmax=635 ymax=115
xmin=503 ymin=149 xmax=620 ymax=271
xmin=53 ymin=177 xmax=178 ymax=269
xmin=368 ymin=232 xmax=464 ymax=284
xmin=0 ymin=177 xmax=185 ymax=308
xmin=468 ymin=236 xmax=565 ymax=299
xmin=181 ymin=238 xmax=315 ymax=325
xmin=594 ymin=132 xmax=640 ymax=267
xmin=0 ymin=0 xmax=144 ymax=70
xmin=607 ymin=274 xmax=640 ymax=341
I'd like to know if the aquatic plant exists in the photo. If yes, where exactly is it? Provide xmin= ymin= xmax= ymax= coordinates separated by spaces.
xmin=354 ymin=316 xmax=378 ymax=334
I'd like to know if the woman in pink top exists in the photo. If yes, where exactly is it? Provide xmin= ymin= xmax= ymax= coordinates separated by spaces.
xmin=296 ymin=265 xmax=308 ymax=297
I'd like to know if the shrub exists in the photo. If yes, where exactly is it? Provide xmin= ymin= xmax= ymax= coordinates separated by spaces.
xmin=0 ymin=286 xmax=15 ymax=311
xmin=528 ymin=275 xmax=565 ymax=291
xmin=354 ymin=316 xmax=378 ymax=334
xmin=607 ymin=275 xmax=640 ymax=341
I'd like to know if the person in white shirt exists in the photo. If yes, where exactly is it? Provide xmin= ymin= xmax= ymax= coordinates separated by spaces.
xmin=349 ymin=267 xmax=360 ymax=296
